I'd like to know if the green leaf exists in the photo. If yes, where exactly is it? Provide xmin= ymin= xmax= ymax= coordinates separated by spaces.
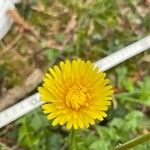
xmin=125 ymin=111 xmax=144 ymax=132
xmin=124 ymin=79 xmax=134 ymax=92
xmin=109 ymin=118 xmax=124 ymax=129
xmin=116 ymin=66 xmax=127 ymax=88
xmin=45 ymin=48 xmax=59 ymax=62
xmin=54 ymin=33 xmax=64 ymax=43
xmin=89 ymin=139 xmax=110 ymax=150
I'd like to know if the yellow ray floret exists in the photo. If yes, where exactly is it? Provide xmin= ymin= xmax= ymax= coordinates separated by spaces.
xmin=38 ymin=59 xmax=113 ymax=129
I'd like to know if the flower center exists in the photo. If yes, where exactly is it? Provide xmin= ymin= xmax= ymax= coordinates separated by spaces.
xmin=66 ymin=85 xmax=89 ymax=110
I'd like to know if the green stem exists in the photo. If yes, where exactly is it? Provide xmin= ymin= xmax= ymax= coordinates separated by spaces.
xmin=114 ymin=132 xmax=150 ymax=150
xmin=119 ymin=97 xmax=150 ymax=107
xmin=68 ymin=128 xmax=75 ymax=150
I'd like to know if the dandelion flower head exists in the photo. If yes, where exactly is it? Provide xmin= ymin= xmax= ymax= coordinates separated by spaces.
xmin=38 ymin=59 xmax=113 ymax=129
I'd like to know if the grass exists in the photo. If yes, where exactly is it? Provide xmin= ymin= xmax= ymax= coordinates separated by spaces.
xmin=0 ymin=0 xmax=150 ymax=149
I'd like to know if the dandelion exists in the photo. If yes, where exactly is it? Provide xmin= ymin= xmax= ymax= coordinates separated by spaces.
xmin=38 ymin=59 xmax=113 ymax=129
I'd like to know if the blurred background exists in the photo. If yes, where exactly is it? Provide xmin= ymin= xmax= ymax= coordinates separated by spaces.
xmin=0 ymin=0 xmax=150 ymax=149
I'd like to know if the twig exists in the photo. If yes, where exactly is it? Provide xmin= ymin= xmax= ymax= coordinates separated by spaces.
xmin=7 ymin=9 xmax=39 ymax=37
xmin=0 ymin=143 xmax=12 ymax=150
xmin=0 ymin=68 xmax=43 ymax=111
xmin=0 ymin=34 xmax=23 ymax=57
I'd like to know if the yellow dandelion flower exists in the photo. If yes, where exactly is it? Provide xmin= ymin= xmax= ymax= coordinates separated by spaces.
xmin=38 ymin=59 xmax=113 ymax=129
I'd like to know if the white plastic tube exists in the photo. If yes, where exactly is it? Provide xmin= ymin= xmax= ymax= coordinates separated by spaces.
xmin=0 ymin=0 xmax=20 ymax=40
xmin=0 ymin=35 xmax=150 ymax=128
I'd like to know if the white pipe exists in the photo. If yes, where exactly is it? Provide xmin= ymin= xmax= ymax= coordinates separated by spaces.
xmin=0 ymin=0 xmax=20 ymax=40
xmin=0 ymin=36 xmax=150 ymax=128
